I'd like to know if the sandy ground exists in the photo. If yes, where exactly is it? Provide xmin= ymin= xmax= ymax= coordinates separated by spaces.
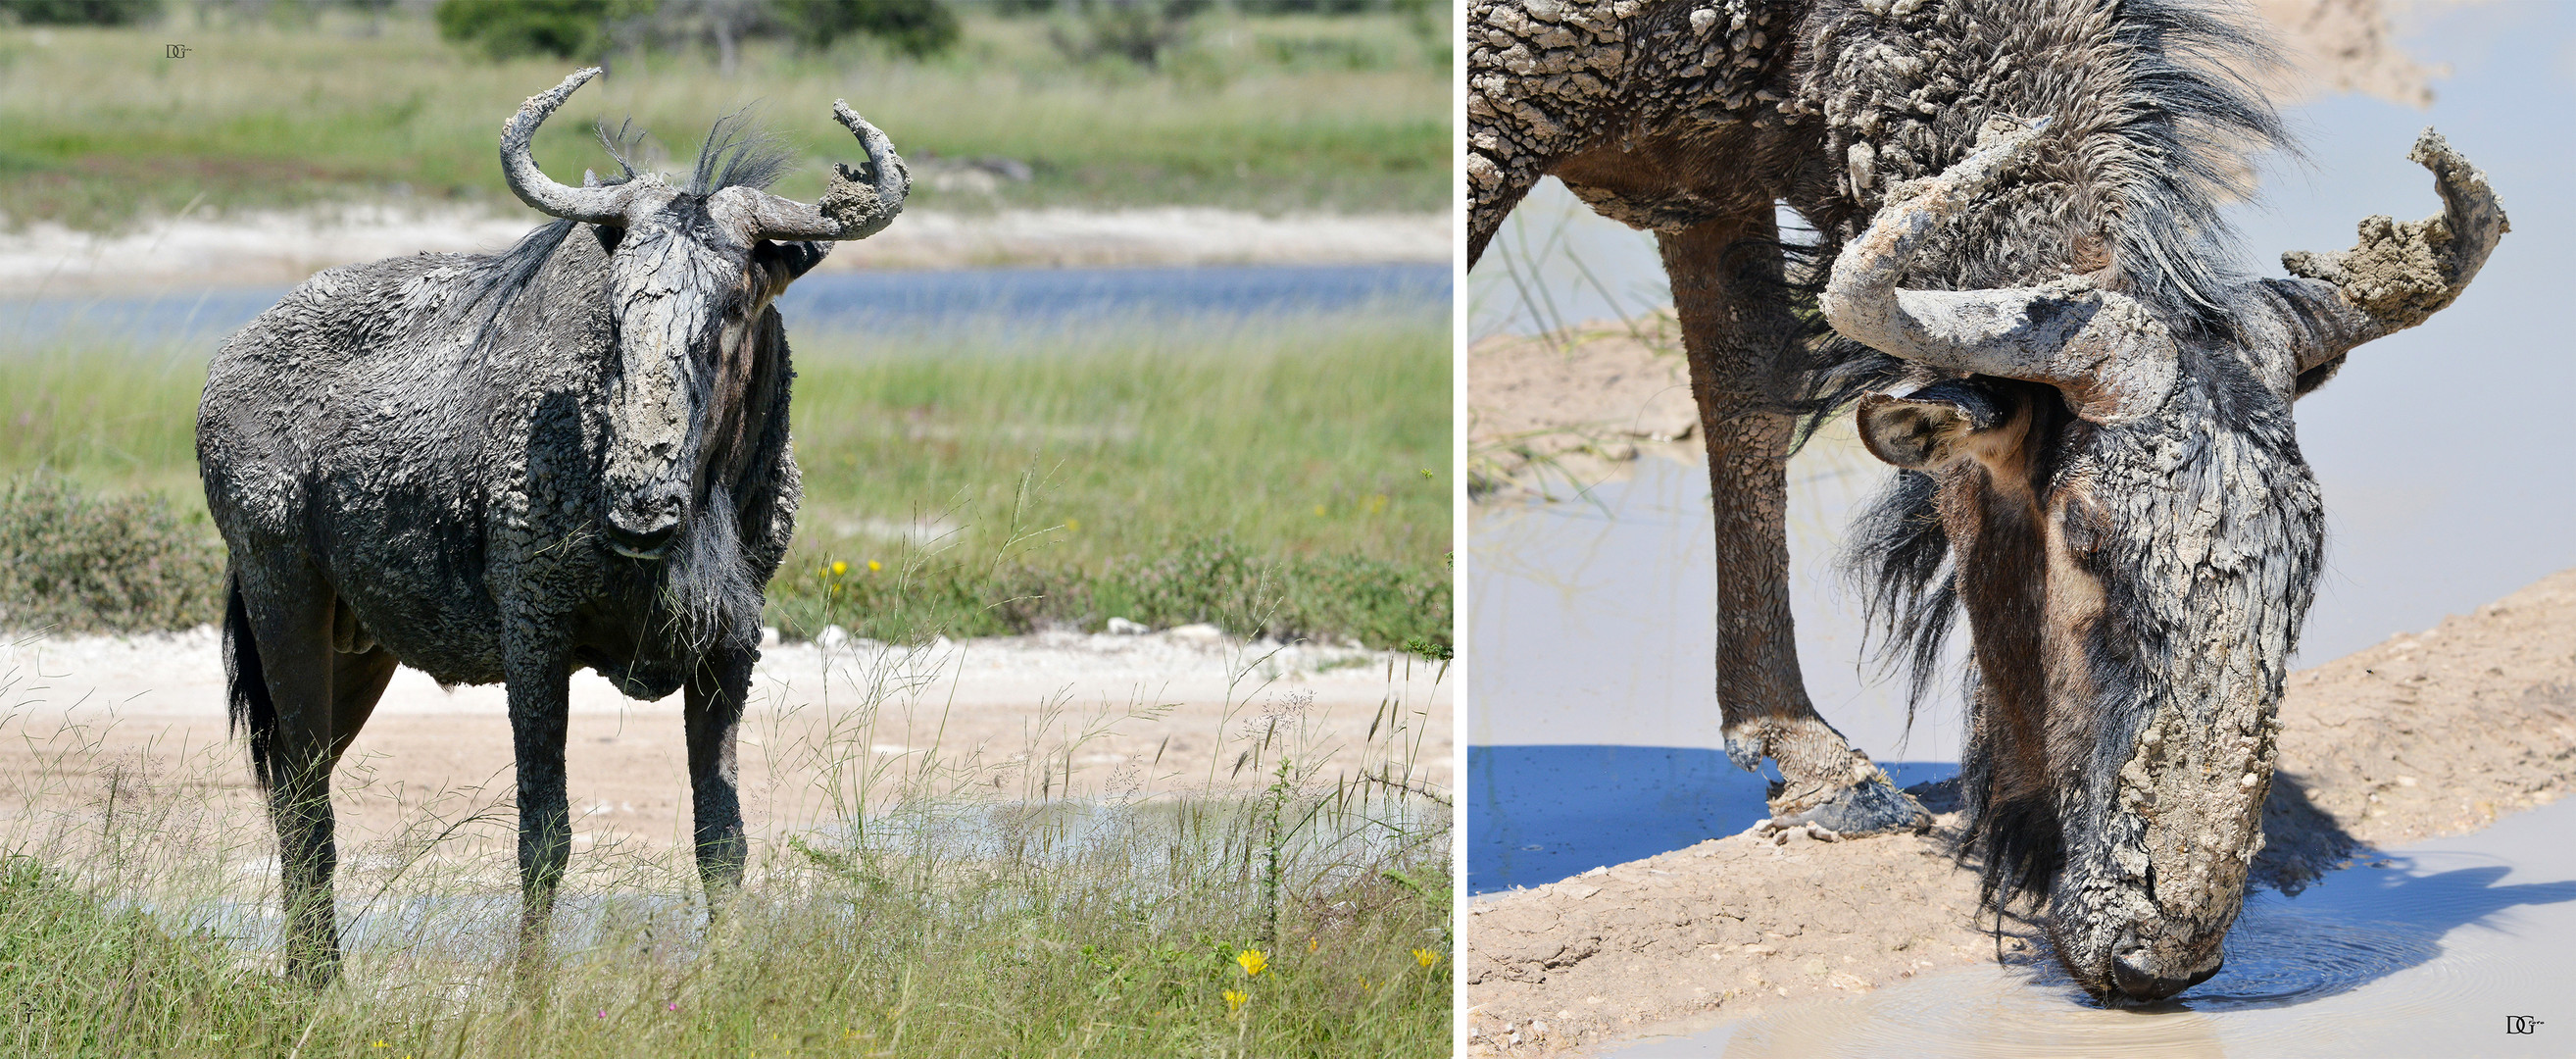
xmin=2254 ymin=0 xmax=2452 ymax=108
xmin=0 ymin=205 xmax=1452 ymax=296
xmin=1467 ymin=322 xmax=1699 ymax=498
xmin=1464 ymin=570 xmax=2576 ymax=1054
xmin=0 ymin=626 xmax=1452 ymax=864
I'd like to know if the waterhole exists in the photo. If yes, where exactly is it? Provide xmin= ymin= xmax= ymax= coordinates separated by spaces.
xmin=1614 ymin=794 xmax=2576 ymax=1056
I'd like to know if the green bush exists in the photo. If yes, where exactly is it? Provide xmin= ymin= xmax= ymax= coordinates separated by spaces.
xmin=2 ymin=0 xmax=162 ymax=25
xmin=0 ymin=477 xmax=223 ymax=635
xmin=771 ymin=0 xmax=960 ymax=57
xmin=433 ymin=0 xmax=642 ymax=61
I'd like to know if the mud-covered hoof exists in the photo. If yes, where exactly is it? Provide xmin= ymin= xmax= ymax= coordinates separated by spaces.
xmin=1771 ymin=775 xmax=1931 ymax=836
xmin=1722 ymin=730 xmax=1766 ymax=773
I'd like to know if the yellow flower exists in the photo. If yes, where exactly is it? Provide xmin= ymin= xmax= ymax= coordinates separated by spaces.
xmin=1065 ymin=518 xmax=1080 ymax=532
xmin=1307 ymin=936 xmax=1318 ymax=953
xmin=867 ymin=560 xmax=882 ymax=572
xmin=831 ymin=561 xmax=848 ymax=576
xmin=1413 ymin=948 xmax=1439 ymax=968
xmin=1223 ymin=988 xmax=1249 ymax=1013
xmin=1313 ymin=504 xmax=1327 ymax=517
xmin=1236 ymin=949 xmax=1268 ymax=977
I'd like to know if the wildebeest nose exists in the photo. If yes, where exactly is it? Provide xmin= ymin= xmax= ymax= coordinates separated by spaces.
xmin=2110 ymin=953 xmax=2221 ymax=1003
xmin=605 ymin=487 xmax=685 ymax=558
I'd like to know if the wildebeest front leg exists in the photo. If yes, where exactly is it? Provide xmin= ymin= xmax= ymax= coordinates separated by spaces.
xmin=684 ymin=650 xmax=752 ymax=901
xmin=504 ymin=652 xmax=573 ymax=964
xmin=1660 ymin=216 xmax=1929 ymax=836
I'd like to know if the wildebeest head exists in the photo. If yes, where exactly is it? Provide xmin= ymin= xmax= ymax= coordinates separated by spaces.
xmin=500 ymin=67 xmax=908 ymax=560
xmin=1825 ymin=122 xmax=2505 ymax=1003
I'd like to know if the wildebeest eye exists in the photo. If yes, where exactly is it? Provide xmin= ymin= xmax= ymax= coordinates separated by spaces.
xmin=2058 ymin=493 xmax=2108 ymax=555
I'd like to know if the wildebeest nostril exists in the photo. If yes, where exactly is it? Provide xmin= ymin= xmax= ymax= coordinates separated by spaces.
xmin=2109 ymin=953 xmax=2221 ymax=1004
xmin=605 ymin=492 xmax=683 ymax=558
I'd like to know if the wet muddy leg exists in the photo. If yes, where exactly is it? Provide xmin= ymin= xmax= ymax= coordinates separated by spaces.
xmin=683 ymin=649 xmax=751 ymax=905
xmin=1660 ymin=214 xmax=1929 ymax=835
xmin=236 ymin=562 xmax=346 ymax=984
xmin=505 ymin=649 xmax=572 ymax=971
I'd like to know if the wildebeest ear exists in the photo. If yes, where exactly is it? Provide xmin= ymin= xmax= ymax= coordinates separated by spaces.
xmin=753 ymin=239 xmax=829 ymax=284
xmin=591 ymin=224 xmax=625 ymax=254
xmin=1857 ymin=379 xmax=2009 ymax=470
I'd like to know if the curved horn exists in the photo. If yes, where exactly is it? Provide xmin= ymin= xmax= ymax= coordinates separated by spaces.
xmin=1820 ymin=119 xmax=2170 ymax=394
xmin=501 ymin=68 xmax=642 ymax=225
xmin=738 ymin=102 xmax=912 ymax=242
xmin=2265 ymin=128 xmax=2510 ymax=374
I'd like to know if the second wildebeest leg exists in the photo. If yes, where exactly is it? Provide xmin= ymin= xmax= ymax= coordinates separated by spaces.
xmin=235 ymin=567 xmax=387 ymax=983
xmin=1660 ymin=214 xmax=1929 ymax=835
xmin=684 ymin=649 xmax=752 ymax=901
xmin=504 ymin=648 xmax=573 ymax=965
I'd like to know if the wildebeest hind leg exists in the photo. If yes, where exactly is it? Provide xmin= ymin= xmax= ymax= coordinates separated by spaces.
xmin=1660 ymin=217 xmax=1929 ymax=836
xmin=683 ymin=650 xmax=752 ymax=903
xmin=327 ymin=644 xmax=396 ymax=762
xmin=234 ymin=562 xmax=348 ymax=983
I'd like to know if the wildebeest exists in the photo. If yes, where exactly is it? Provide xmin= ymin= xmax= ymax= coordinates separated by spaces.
xmin=197 ymin=68 xmax=909 ymax=983
xmin=1466 ymin=0 xmax=2505 ymax=1002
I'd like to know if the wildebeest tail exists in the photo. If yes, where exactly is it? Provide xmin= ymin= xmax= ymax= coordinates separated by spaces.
xmin=223 ymin=569 xmax=278 ymax=791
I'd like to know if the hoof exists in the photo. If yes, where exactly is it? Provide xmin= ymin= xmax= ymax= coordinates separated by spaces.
xmin=1771 ymin=774 xmax=1931 ymax=836
xmin=1722 ymin=730 xmax=1767 ymax=773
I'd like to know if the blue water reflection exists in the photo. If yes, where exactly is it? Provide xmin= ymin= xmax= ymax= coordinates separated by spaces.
xmin=1467 ymin=744 xmax=1956 ymax=894
xmin=0 ymin=261 xmax=1450 ymax=351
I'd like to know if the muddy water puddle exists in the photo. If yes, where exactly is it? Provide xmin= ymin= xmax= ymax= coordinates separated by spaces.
xmin=1611 ymin=793 xmax=2576 ymax=1057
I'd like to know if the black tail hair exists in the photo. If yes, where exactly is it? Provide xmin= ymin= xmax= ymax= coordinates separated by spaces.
xmin=223 ymin=570 xmax=278 ymax=791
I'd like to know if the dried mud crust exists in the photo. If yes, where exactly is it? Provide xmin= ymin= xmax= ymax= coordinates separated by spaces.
xmin=1464 ymin=572 xmax=2576 ymax=1055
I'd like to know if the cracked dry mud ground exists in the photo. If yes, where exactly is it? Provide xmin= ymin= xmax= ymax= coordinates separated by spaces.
xmin=1464 ymin=570 xmax=2576 ymax=1054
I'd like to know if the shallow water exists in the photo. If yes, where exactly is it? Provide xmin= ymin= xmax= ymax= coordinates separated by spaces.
xmin=1611 ymin=792 xmax=2576 ymax=1057
xmin=0 ymin=261 xmax=1450 ymax=351
xmin=1469 ymin=447 xmax=1957 ymax=893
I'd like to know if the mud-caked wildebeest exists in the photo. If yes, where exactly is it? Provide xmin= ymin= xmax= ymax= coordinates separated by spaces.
xmin=197 ymin=68 xmax=909 ymax=983
xmin=1466 ymin=0 xmax=2506 ymax=1002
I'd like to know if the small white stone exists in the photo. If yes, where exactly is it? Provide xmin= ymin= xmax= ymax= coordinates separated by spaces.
xmin=1105 ymin=616 xmax=1150 ymax=635
xmin=817 ymin=625 xmax=849 ymax=648
xmin=1689 ymin=7 xmax=1716 ymax=31
xmin=1165 ymin=623 xmax=1224 ymax=642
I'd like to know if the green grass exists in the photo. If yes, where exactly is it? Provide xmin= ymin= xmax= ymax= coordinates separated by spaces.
xmin=0 ymin=310 xmax=1452 ymax=647
xmin=0 ymin=8 xmax=1449 ymax=231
